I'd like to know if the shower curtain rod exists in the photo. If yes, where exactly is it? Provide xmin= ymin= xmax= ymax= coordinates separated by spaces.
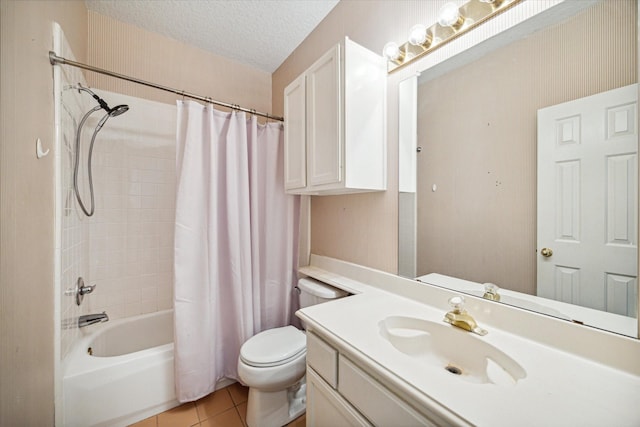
xmin=49 ymin=51 xmax=284 ymax=122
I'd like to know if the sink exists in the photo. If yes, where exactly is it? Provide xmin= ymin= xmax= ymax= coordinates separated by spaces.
xmin=379 ymin=316 xmax=526 ymax=386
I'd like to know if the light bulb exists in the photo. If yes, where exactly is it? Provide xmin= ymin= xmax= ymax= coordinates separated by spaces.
xmin=408 ymin=24 xmax=428 ymax=46
xmin=437 ymin=2 xmax=461 ymax=27
xmin=382 ymin=41 xmax=401 ymax=61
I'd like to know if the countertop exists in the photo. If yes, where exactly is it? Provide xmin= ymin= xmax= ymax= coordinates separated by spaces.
xmin=297 ymin=266 xmax=640 ymax=427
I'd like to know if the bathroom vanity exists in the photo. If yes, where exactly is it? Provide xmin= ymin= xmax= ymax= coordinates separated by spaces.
xmin=296 ymin=255 xmax=640 ymax=427
xmin=305 ymin=329 xmax=445 ymax=426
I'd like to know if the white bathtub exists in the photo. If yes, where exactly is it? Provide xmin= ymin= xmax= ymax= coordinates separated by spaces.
xmin=63 ymin=310 xmax=178 ymax=427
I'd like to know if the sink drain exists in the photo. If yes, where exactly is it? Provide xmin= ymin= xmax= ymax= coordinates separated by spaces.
xmin=444 ymin=364 xmax=462 ymax=375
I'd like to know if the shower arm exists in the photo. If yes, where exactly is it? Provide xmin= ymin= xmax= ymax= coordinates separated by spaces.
xmin=76 ymin=85 xmax=111 ymax=112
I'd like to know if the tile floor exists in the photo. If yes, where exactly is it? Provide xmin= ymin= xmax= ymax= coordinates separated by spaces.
xmin=129 ymin=382 xmax=306 ymax=427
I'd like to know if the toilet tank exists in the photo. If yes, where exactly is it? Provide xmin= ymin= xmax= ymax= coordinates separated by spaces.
xmin=297 ymin=277 xmax=348 ymax=309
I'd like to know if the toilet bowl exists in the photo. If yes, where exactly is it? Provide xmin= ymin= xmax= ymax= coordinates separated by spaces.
xmin=237 ymin=278 xmax=348 ymax=427
xmin=238 ymin=326 xmax=307 ymax=427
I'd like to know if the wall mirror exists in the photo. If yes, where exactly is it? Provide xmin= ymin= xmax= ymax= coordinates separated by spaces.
xmin=398 ymin=0 xmax=639 ymax=338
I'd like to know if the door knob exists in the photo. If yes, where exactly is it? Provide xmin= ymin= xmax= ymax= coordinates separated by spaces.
xmin=540 ymin=247 xmax=553 ymax=257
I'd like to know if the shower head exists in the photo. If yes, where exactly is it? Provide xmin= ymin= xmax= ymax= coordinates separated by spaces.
xmin=109 ymin=104 xmax=129 ymax=117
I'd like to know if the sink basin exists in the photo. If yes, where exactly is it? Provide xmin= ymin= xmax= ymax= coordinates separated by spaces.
xmin=379 ymin=316 xmax=526 ymax=386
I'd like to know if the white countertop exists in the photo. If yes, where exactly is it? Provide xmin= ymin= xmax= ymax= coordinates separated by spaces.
xmin=297 ymin=266 xmax=640 ymax=427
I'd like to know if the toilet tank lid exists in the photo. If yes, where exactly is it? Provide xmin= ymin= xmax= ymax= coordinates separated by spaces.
xmin=297 ymin=277 xmax=349 ymax=299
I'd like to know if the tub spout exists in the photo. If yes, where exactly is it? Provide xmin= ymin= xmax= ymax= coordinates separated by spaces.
xmin=79 ymin=312 xmax=109 ymax=328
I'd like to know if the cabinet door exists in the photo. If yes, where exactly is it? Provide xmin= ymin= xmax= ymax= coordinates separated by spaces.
xmin=307 ymin=367 xmax=371 ymax=427
xmin=338 ymin=355 xmax=437 ymax=427
xmin=307 ymin=332 xmax=339 ymax=387
xmin=284 ymin=73 xmax=307 ymax=190
xmin=306 ymin=44 xmax=342 ymax=187
xmin=343 ymin=37 xmax=387 ymax=190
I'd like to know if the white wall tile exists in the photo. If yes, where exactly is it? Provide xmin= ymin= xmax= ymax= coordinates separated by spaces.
xmin=59 ymin=89 xmax=176 ymax=357
xmin=58 ymin=71 xmax=92 ymax=360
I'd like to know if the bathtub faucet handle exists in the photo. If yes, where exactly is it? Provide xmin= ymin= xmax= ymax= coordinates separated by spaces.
xmin=72 ymin=277 xmax=97 ymax=306
xmin=79 ymin=282 xmax=96 ymax=296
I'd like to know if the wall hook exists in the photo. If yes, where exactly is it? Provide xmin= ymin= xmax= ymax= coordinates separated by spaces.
xmin=36 ymin=138 xmax=50 ymax=159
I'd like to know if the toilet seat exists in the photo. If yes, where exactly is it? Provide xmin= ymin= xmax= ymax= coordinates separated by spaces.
xmin=240 ymin=326 xmax=306 ymax=368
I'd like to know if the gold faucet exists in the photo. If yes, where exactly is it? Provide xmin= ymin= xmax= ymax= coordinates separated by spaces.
xmin=482 ymin=283 xmax=501 ymax=302
xmin=443 ymin=296 xmax=487 ymax=336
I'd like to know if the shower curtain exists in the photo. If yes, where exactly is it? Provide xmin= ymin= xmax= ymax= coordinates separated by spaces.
xmin=174 ymin=101 xmax=300 ymax=402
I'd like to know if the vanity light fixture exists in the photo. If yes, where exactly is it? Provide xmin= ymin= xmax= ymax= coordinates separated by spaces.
xmin=437 ymin=2 xmax=464 ymax=28
xmin=383 ymin=0 xmax=522 ymax=73
xmin=382 ymin=41 xmax=404 ymax=63
xmin=408 ymin=24 xmax=431 ymax=47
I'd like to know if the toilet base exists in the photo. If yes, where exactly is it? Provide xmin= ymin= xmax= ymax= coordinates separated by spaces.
xmin=246 ymin=378 xmax=306 ymax=427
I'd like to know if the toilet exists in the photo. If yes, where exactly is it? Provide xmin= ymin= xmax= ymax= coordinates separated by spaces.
xmin=237 ymin=277 xmax=348 ymax=427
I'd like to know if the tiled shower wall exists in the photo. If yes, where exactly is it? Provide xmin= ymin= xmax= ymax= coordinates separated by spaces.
xmin=58 ymin=84 xmax=176 ymax=358
xmin=86 ymin=90 xmax=176 ymax=320
xmin=56 ymin=25 xmax=92 ymax=360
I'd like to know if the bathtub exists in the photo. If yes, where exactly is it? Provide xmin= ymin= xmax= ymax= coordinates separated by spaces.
xmin=63 ymin=309 xmax=178 ymax=427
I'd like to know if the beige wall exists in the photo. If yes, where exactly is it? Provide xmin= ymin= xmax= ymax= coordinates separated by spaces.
xmin=87 ymin=11 xmax=272 ymax=115
xmin=273 ymin=1 xmax=455 ymax=274
xmin=0 ymin=1 xmax=87 ymax=425
xmin=2 ymin=3 xmax=636 ymax=424
xmin=272 ymin=0 xmax=638 ymax=282
xmin=417 ymin=0 xmax=637 ymax=295
xmin=272 ymin=0 xmax=561 ymax=274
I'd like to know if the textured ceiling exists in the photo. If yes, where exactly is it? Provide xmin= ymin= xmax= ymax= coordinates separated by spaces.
xmin=84 ymin=0 xmax=340 ymax=73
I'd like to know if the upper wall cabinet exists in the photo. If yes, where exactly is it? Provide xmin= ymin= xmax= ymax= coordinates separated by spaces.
xmin=284 ymin=37 xmax=387 ymax=195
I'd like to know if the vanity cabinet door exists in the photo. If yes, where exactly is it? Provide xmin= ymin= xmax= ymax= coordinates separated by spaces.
xmin=307 ymin=367 xmax=372 ymax=427
xmin=283 ymin=73 xmax=307 ymax=191
xmin=338 ymin=355 xmax=437 ymax=427
xmin=307 ymin=331 xmax=339 ymax=388
xmin=306 ymin=44 xmax=342 ymax=188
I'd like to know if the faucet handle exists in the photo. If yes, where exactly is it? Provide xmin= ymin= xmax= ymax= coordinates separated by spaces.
xmin=484 ymin=283 xmax=499 ymax=294
xmin=448 ymin=295 xmax=466 ymax=313
xmin=72 ymin=277 xmax=97 ymax=306
xmin=483 ymin=283 xmax=501 ymax=301
xmin=79 ymin=282 xmax=96 ymax=296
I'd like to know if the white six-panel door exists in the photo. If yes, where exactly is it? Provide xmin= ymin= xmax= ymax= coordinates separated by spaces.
xmin=537 ymin=84 xmax=638 ymax=316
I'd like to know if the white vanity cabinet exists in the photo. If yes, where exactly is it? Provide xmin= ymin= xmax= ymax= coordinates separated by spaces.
xmin=306 ymin=331 xmax=436 ymax=427
xmin=307 ymin=368 xmax=371 ymax=427
xmin=283 ymin=37 xmax=386 ymax=195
